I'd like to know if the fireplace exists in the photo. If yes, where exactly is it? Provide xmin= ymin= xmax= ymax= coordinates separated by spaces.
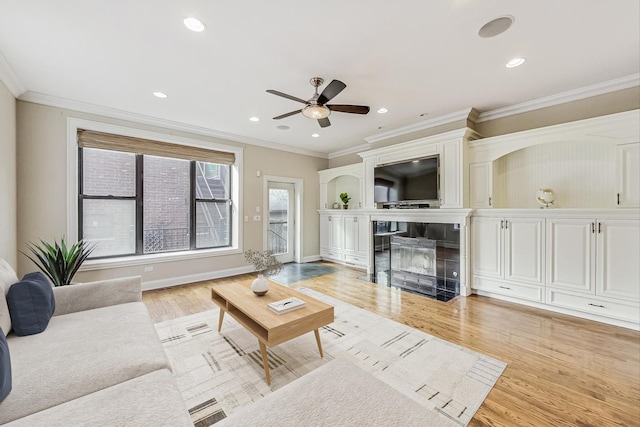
xmin=371 ymin=221 xmax=460 ymax=301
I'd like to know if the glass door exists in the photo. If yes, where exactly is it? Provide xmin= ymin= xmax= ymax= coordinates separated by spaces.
xmin=267 ymin=181 xmax=295 ymax=263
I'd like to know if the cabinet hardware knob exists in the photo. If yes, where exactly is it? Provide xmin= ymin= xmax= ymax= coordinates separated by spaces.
xmin=489 ymin=197 xmax=492 ymax=206
xmin=505 ymin=220 xmax=508 ymax=229
xmin=598 ymin=222 xmax=601 ymax=234
xmin=498 ymin=286 xmax=511 ymax=290
xmin=617 ymin=193 xmax=620 ymax=205
xmin=328 ymin=217 xmax=331 ymax=221
xmin=591 ymin=222 xmax=595 ymax=233
xmin=500 ymin=220 xmax=504 ymax=229
xmin=354 ymin=218 xmax=357 ymax=223
xmin=588 ymin=303 xmax=605 ymax=308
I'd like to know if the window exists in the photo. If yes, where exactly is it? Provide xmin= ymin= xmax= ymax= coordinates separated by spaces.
xmin=77 ymin=130 xmax=235 ymax=259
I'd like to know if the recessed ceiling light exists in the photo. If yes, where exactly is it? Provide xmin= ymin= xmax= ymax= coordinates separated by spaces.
xmin=184 ymin=17 xmax=206 ymax=32
xmin=419 ymin=112 xmax=429 ymax=117
xmin=276 ymin=125 xmax=290 ymax=130
xmin=377 ymin=107 xmax=388 ymax=114
xmin=478 ymin=16 xmax=515 ymax=38
xmin=506 ymin=57 xmax=526 ymax=68
xmin=153 ymin=91 xmax=168 ymax=98
xmin=249 ymin=116 xmax=260 ymax=122
xmin=311 ymin=133 xmax=320 ymax=138
xmin=377 ymin=126 xmax=384 ymax=130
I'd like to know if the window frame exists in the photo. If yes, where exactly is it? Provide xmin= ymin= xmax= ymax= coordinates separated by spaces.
xmin=67 ymin=118 xmax=243 ymax=270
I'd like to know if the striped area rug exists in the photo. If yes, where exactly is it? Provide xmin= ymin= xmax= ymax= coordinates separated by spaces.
xmin=154 ymin=288 xmax=506 ymax=426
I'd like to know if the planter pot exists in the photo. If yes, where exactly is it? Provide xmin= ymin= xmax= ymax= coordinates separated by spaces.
xmin=251 ymin=274 xmax=270 ymax=296
xmin=343 ymin=205 xmax=348 ymax=209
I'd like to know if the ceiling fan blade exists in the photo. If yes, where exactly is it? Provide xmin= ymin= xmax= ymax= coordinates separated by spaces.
xmin=318 ymin=117 xmax=331 ymax=128
xmin=327 ymin=104 xmax=370 ymax=114
xmin=273 ymin=110 xmax=302 ymax=120
xmin=317 ymin=80 xmax=346 ymax=104
xmin=266 ymin=90 xmax=307 ymax=104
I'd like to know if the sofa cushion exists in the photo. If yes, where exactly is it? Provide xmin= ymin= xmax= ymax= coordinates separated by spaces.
xmin=4 ymin=369 xmax=192 ymax=427
xmin=0 ymin=328 xmax=11 ymax=402
xmin=0 ymin=302 xmax=171 ymax=424
xmin=0 ymin=259 xmax=19 ymax=336
xmin=7 ymin=272 xmax=55 ymax=336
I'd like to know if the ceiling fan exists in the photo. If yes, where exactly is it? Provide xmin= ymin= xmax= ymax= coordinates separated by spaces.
xmin=266 ymin=77 xmax=370 ymax=128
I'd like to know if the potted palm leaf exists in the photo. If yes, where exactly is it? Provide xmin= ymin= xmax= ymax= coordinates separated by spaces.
xmin=22 ymin=237 xmax=95 ymax=287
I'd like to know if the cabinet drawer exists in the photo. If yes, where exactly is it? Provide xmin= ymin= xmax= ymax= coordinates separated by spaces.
xmin=321 ymin=249 xmax=342 ymax=261
xmin=472 ymin=276 xmax=543 ymax=302
xmin=344 ymin=254 xmax=366 ymax=266
xmin=546 ymin=289 xmax=640 ymax=323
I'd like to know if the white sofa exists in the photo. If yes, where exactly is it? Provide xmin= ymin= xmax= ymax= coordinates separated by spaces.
xmin=0 ymin=267 xmax=192 ymax=426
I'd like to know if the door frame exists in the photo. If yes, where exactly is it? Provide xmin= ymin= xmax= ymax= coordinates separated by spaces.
xmin=263 ymin=175 xmax=303 ymax=263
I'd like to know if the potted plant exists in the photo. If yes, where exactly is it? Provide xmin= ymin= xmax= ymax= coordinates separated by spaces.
xmin=22 ymin=237 xmax=95 ymax=287
xmin=339 ymin=192 xmax=351 ymax=209
xmin=244 ymin=249 xmax=283 ymax=296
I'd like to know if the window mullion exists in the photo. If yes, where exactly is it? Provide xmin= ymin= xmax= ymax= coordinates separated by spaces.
xmin=136 ymin=155 xmax=144 ymax=255
xmin=190 ymin=161 xmax=196 ymax=250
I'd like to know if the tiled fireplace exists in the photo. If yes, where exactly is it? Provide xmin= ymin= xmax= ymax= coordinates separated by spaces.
xmin=371 ymin=220 xmax=461 ymax=301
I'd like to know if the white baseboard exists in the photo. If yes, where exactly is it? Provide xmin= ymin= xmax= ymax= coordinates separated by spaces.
xmin=142 ymin=266 xmax=254 ymax=291
xmin=302 ymin=255 xmax=322 ymax=263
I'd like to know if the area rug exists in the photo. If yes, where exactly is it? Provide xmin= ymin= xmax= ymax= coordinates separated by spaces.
xmin=154 ymin=288 xmax=506 ymax=426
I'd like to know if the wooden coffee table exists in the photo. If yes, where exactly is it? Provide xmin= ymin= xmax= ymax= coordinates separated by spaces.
xmin=211 ymin=281 xmax=334 ymax=385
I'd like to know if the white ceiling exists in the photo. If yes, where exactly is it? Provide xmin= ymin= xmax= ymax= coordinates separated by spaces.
xmin=0 ymin=0 xmax=638 ymax=157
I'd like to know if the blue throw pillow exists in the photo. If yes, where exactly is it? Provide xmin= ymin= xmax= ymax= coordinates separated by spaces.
xmin=0 ymin=327 xmax=11 ymax=402
xmin=7 ymin=272 xmax=56 ymax=336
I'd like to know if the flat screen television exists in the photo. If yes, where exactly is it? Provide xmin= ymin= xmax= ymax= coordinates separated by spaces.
xmin=374 ymin=156 xmax=440 ymax=207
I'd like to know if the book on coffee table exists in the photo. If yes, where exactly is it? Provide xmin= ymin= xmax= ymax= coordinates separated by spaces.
xmin=268 ymin=297 xmax=306 ymax=314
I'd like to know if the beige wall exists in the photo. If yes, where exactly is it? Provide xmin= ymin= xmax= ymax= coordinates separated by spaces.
xmin=16 ymin=101 xmax=328 ymax=284
xmin=476 ymin=87 xmax=640 ymax=137
xmin=0 ymin=81 xmax=16 ymax=268
xmin=328 ymin=88 xmax=640 ymax=168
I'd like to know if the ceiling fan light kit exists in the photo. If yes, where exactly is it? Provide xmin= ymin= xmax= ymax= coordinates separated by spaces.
xmin=267 ymin=77 xmax=370 ymax=128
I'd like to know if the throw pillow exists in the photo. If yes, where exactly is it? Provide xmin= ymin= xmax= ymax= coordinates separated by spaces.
xmin=0 ymin=259 xmax=19 ymax=336
xmin=0 ymin=327 xmax=11 ymax=402
xmin=7 ymin=272 xmax=56 ymax=336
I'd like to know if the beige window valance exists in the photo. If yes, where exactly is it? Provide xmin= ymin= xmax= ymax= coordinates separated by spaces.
xmin=77 ymin=130 xmax=235 ymax=165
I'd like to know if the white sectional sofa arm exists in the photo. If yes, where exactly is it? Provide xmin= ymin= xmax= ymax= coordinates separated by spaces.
xmin=52 ymin=276 xmax=143 ymax=316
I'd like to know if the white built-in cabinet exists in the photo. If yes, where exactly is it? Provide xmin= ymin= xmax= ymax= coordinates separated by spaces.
xmin=469 ymin=162 xmax=493 ymax=208
xmin=615 ymin=142 xmax=639 ymax=208
xmin=471 ymin=215 xmax=545 ymax=302
xmin=471 ymin=210 xmax=640 ymax=328
xmin=319 ymin=212 xmax=369 ymax=268
xmin=545 ymin=217 xmax=640 ymax=323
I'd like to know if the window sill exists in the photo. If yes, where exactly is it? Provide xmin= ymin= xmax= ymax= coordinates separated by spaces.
xmin=79 ymin=246 xmax=242 ymax=271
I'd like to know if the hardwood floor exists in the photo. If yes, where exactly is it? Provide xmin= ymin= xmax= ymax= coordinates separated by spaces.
xmin=143 ymin=262 xmax=640 ymax=427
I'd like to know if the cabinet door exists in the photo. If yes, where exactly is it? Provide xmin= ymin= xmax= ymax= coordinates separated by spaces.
xmin=330 ymin=215 xmax=344 ymax=252
xmin=504 ymin=217 xmax=545 ymax=286
xmin=441 ymin=139 xmax=462 ymax=208
xmin=319 ymin=215 xmax=331 ymax=250
xmin=546 ymin=218 xmax=595 ymax=293
xmin=471 ymin=217 xmax=502 ymax=279
xmin=469 ymin=162 xmax=493 ymax=208
xmin=356 ymin=215 xmax=370 ymax=257
xmin=343 ymin=216 xmax=358 ymax=254
xmin=596 ymin=219 xmax=640 ymax=302
xmin=616 ymin=143 xmax=639 ymax=208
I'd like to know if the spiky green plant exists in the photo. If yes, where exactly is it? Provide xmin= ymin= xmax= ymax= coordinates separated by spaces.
xmin=22 ymin=238 xmax=95 ymax=286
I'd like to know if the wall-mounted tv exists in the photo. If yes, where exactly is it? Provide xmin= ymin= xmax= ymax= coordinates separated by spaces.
xmin=374 ymin=156 xmax=440 ymax=207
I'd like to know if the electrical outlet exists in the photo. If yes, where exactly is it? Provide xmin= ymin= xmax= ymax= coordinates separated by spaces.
xmin=244 ymin=216 xmax=249 ymax=222
xmin=253 ymin=215 xmax=261 ymax=221
xmin=144 ymin=266 xmax=153 ymax=272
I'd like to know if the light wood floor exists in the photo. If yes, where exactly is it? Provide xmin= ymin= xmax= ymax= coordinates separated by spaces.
xmin=143 ymin=262 xmax=640 ymax=427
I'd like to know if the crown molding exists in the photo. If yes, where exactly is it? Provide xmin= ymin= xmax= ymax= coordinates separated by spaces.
xmin=18 ymin=91 xmax=329 ymax=159
xmin=364 ymin=107 xmax=475 ymax=145
xmin=0 ymin=49 xmax=25 ymax=97
xmin=477 ymin=73 xmax=640 ymax=123
xmin=328 ymin=142 xmax=370 ymax=159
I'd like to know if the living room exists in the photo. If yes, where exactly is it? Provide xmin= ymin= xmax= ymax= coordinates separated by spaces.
xmin=1 ymin=2 xmax=640 ymax=426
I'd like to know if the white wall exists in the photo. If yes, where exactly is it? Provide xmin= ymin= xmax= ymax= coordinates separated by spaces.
xmin=493 ymin=140 xmax=616 ymax=209
xmin=0 ymin=80 xmax=16 ymax=267
xmin=16 ymin=101 xmax=328 ymax=285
